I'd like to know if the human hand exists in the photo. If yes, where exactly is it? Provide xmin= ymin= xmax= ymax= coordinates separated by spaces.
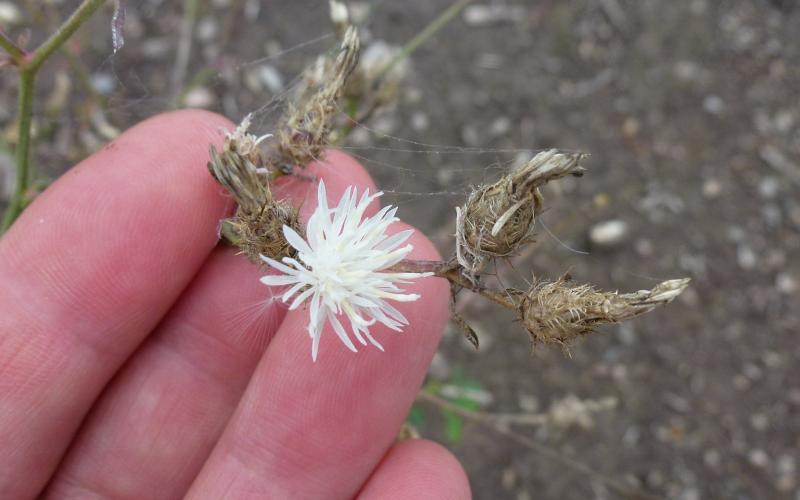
xmin=0 ymin=110 xmax=470 ymax=499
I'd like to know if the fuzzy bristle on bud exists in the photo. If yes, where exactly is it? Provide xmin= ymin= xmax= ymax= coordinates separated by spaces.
xmin=456 ymin=149 xmax=587 ymax=275
xmin=269 ymin=26 xmax=361 ymax=173
xmin=208 ymin=120 xmax=302 ymax=263
xmin=519 ymin=277 xmax=691 ymax=346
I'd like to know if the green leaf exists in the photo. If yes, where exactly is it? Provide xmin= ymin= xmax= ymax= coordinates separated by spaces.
xmin=406 ymin=405 xmax=426 ymax=429
xmin=442 ymin=409 xmax=464 ymax=444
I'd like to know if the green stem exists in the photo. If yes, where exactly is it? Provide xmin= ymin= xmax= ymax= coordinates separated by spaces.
xmin=375 ymin=0 xmax=472 ymax=84
xmin=1 ymin=0 xmax=106 ymax=232
xmin=0 ymin=29 xmax=27 ymax=64
xmin=2 ymin=71 xmax=35 ymax=230
xmin=26 ymin=0 xmax=107 ymax=73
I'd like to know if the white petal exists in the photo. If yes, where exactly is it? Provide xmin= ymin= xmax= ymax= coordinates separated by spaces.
xmin=328 ymin=311 xmax=358 ymax=352
xmin=289 ymin=287 xmax=315 ymax=310
xmin=260 ymin=274 xmax=300 ymax=286
xmin=317 ymin=179 xmax=329 ymax=215
xmin=283 ymin=225 xmax=313 ymax=255
xmin=363 ymin=329 xmax=385 ymax=351
xmin=281 ymin=281 xmax=307 ymax=302
xmin=376 ymin=229 xmax=414 ymax=251
xmin=260 ymin=255 xmax=297 ymax=275
xmin=311 ymin=329 xmax=321 ymax=362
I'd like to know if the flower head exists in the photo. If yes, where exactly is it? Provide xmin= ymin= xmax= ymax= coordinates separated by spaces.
xmin=223 ymin=113 xmax=272 ymax=165
xmin=260 ymin=180 xmax=431 ymax=361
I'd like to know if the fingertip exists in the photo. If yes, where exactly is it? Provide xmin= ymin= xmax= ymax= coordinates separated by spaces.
xmin=358 ymin=439 xmax=471 ymax=500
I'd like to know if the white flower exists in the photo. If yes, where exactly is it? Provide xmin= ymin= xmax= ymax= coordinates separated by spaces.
xmin=260 ymin=180 xmax=432 ymax=361
xmin=224 ymin=113 xmax=272 ymax=160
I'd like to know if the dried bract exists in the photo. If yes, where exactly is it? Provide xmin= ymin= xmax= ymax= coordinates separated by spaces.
xmin=519 ymin=276 xmax=691 ymax=345
xmin=269 ymin=26 xmax=361 ymax=173
xmin=344 ymin=41 xmax=410 ymax=110
xmin=456 ymin=149 xmax=586 ymax=275
xmin=208 ymin=119 xmax=301 ymax=263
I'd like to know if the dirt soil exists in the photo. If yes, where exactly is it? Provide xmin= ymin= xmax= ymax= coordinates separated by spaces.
xmin=1 ymin=1 xmax=799 ymax=499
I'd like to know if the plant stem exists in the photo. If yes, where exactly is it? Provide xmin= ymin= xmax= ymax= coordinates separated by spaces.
xmin=171 ymin=0 xmax=199 ymax=107
xmin=392 ymin=259 xmax=519 ymax=310
xmin=0 ymin=29 xmax=27 ymax=64
xmin=2 ymin=71 xmax=35 ymax=230
xmin=375 ymin=0 xmax=472 ymax=84
xmin=1 ymin=0 xmax=106 ymax=232
xmin=28 ymin=0 xmax=107 ymax=73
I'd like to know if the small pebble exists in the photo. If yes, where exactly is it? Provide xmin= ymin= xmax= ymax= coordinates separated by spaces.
xmin=183 ymin=87 xmax=216 ymax=108
xmin=593 ymin=192 xmax=611 ymax=208
xmin=90 ymin=73 xmax=116 ymax=95
xmin=702 ymin=178 xmax=722 ymax=198
xmin=518 ymin=394 xmax=539 ymax=413
xmin=776 ymin=273 xmax=798 ymax=294
xmin=679 ymin=488 xmax=701 ymax=500
xmin=750 ymin=413 xmax=769 ymax=431
xmin=704 ymin=449 xmax=721 ymax=468
xmin=589 ymin=219 xmax=629 ymax=248
xmin=762 ymin=204 xmax=782 ymax=226
xmin=0 ymin=2 xmax=22 ymax=24
xmin=743 ymin=363 xmax=763 ymax=380
xmin=196 ymin=17 xmax=218 ymax=42
xmin=748 ymin=449 xmax=770 ymax=468
xmin=703 ymin=94 xmax=725 ymax=114
xmin=759 ymin=176 xmax=780 ymax=199
xmin=635 ymin=238 xmax=654 ymax=257
xmin=410 ymin=111 xmax=430 ymax=132
xmin=461 ymin=123 xmax=480 ymax=146
xmin=463 ymin=4 xmax=525 ymax=26
xmin=501 ymin=467 xmax=517 ymax=491
xmin=257 ymin=65 xmax=284 ymax=94
xmin=622 ymin=116 xmax=640 ymax=137
xmin=737 ymin=245 xmax=757 ymax=270
xmin=488 ymin=116 xmax=512 ymax=137
xmin=141 ymin=38 xmax=172 ymax=59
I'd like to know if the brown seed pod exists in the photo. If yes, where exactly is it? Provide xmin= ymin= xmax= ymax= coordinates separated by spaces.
xmin=519 ymin=276 xmax=690 ymax=346
xmin=456 ymin=149 xmax=586 ymax=276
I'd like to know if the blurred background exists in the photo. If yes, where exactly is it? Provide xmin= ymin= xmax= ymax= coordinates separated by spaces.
xmin=1 ymin=1 xmax=798 ymax=498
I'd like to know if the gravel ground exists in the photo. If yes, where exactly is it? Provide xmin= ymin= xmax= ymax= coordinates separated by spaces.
xmin=1 ymin=1 xmax=799 ymax=499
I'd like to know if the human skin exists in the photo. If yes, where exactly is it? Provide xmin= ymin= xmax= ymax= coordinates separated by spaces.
xmin=0 ymin=110 xmax=471 ymax=499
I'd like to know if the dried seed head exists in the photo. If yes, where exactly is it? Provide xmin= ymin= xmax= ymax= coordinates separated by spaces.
xmin=270 ymin=26 xmax=361 ymax=173
xmin=519 ymin=276 xmax=690 ymax=346
xmin=226 ymin=198 xmax=302 ymax=264
xmin=456 ymin=150 xmax=587 ymax=275
xmin=344 ymin=41 xmax=410 ymax=109
xmin=208 ymin=119 xmax=302 ymax=263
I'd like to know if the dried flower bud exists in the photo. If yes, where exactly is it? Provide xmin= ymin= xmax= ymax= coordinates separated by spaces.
xmin=208 ymin=119 xmax=302 ymax=263
xmin=456 ymin=149 xmax=586 ymax=275
xmin=344 ymin=41 xmax=410 ymax=108
xmin=519 ymin=276 xmax=690 ymax=345
xmin=222 ymin=113 xmax=270 ymax=167
xmin=269 ymin=26 xmax=361 ymax=173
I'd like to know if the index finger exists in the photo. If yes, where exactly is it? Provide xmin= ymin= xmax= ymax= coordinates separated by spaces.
xmin=0 ymin=110 xmax=233 ymax=498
